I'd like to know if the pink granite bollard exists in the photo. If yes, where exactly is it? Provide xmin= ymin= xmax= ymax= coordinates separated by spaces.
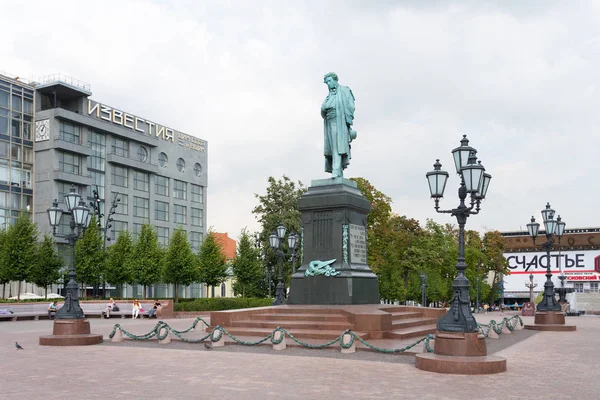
xmin=514 ymin=319 xmax=524 ymax=331
xmin=501 ymin=323 xmax=512 ymax=335
xmin=211 ymin=330 xmax=225 ymax=347
xmin=111 ymin=329 xmax=123 ymax=343
xmin=340 ymin=333 xmax=355 ymax=354
xmin=487 ymin=327 xmax=499 ymax=339
xmin=272 ymin=330 xmax=286 ymax=351
xmin=158 ymin=330 xmax=171 ymax=345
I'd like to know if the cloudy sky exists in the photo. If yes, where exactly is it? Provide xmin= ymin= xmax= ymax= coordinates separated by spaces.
xmin=2 ymin=0 xmax=599 ymax=239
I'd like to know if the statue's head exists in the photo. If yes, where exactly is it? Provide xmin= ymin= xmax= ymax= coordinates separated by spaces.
xmin=324 ymin=72 xmax=339 ymax=90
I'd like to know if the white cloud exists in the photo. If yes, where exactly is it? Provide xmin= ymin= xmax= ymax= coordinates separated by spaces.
xmin=2 ymin=0 xmax=599 ymax=236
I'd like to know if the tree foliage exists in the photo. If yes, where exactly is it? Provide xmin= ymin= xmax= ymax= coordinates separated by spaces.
xmin=198 ymin=231 xmax=228 ymax=294
xmin=30 ymin=234 xmax=63 ymax=298
xmin=163 ymin=227 xmax=197 ymax=303
xmin=231 ymin=228 xmax=263 ymax=297
xmin=3 ymin=214 xmax=38 ymax=300
xmin=75 ymin=215 xmax=105 ymax=287
xmin=105 ymin=230 xmax=134 ymax=287
xmin=252 ymin=175 xmax=306 ymax=288
xmin=131 ymin=223 xmax=164 ymax=299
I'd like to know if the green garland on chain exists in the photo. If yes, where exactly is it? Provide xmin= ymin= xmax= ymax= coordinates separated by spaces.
xmin=108 ymin=318 xmax=435 ymax=353
xmin=477 ymin=315 xmax=523 ymax=338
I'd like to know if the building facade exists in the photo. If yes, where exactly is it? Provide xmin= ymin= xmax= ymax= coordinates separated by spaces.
xmin=501 ymin=228 xmax=600 ymax=303
xmin=1 ymin=72 xmax=210 ymax=299
xmin=0 ymin=73 xmax=35 ymax=227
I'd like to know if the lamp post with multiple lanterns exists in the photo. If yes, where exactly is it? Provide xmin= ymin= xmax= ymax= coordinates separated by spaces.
xmin=269 ymin=222 xmax=299 ymax=306
xmin=46 ymin=185 xmax=91 ymax=319
xmin=525 ymin=203 xmax=566 ymax=312
xmin=425 ymin=135 xmax=492 ymax=333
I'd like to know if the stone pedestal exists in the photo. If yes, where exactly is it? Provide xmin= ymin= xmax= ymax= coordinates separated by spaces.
xmin=525 ymin=311 xmax=577 ymax=331
xmin=39 ymin=319 xmax=103 ymax=346
xmin=415 ymin=331 xmax=506 ymax=374
xmin=288 ymin=179 xmax=379 ymax=305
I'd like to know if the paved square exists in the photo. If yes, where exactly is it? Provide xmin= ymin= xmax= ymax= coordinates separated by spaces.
xmin=1 ymin=314 xmax=598 ymax=399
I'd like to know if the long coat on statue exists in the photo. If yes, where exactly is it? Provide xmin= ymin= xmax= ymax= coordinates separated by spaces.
xmin=321 ymin=84 xmax=355 ymax=174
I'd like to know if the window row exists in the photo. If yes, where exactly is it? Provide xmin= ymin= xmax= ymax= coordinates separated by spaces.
xmin=0 ymin=142 xmax=33 ymax=164
xmin=0 ymin=110 xmax=33 ymax=140
xmin=0 ymin=165 xmax=32 ymax=188
xmin=158 ymin=152 xmax=203 ymax=178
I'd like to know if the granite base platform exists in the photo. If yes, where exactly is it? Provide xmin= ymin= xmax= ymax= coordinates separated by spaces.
xmin=524 ymin=311 xmax=577 ymax=331
xmin=39 ymin=319 xmax=103 ymax=346
xmin=415 ymin=330 xmax=506 ymax=374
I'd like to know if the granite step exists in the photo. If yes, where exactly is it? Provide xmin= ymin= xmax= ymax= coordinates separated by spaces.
xmin=391 ymin=318 xmax=439 ymax=329
xmin=215 ymin=326 xmax=369 ymax=340
xmin=385 ymin=324 xmax=437 ymax=340
xmin=229 ymin=319 xmax=352 ymax=330
xmin=389 ymin=311 xmax=424 ymax=321
xmin=250 ymin=313 xmax=349 ymax=322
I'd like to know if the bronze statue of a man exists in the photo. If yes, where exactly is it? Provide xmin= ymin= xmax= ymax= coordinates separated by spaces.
xmin=321 ymin=72 xmax=356 ymax=178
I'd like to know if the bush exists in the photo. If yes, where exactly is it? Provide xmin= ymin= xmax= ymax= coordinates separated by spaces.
xmin=174 ymin=297 xmax=272 ymax=312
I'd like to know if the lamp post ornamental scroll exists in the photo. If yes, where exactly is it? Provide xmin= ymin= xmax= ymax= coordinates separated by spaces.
xmin=425 ymin=135 xmax=492 ymax=333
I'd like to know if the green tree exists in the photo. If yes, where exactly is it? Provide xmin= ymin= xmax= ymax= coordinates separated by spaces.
xmin=232 ymin=228 xmax=263 ymax=297
xmin=75 ymin=215 xmax=105 ymax=297
xmin=132 ymin=223 xmax=164 ymax=299
xmin=0 ymin=227 xmax=10 ymax=298
xmin=198 ymin=231 xmax=227 ymax=297
xmin=483 ymin=230 xmax=510 ymax=306
xmin=163 ymin=227 xmax=196 ymax=303
xmin=3 ymin=214 xmax=38 ymax=301
xmin=105 ymin=230 xmax=135 ymax=294
xmin=31 ymin=234 xmax=63 ymax=298
xmin=252 ymin=175 xmax=306 ymax=288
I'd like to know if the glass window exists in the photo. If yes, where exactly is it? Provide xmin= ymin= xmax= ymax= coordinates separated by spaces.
xmin=22 ymin=147 xmax=33 ymax=164
xmin=11 ymin=119 xmax=20 ymax=138
xmin=111 ymin=166 xmax=128 ymax=188
xmin=591 ymin=283 xmax=599 ymax=293
xmin=23 ymin=98 xmax=33 ymax=115
xmin=0 ymin=141 xmax=7 ymax=157
xmin=191 ymin=207 xmax=202 ymax=227
xmin=173 ymin=180 xmax=187 ymax=200
xmin=177 ymin=158 xmax=185 ymax=172
xmin=133 ymin=223 xmax=143 ymax=240
xmin=157 ymin=226 xmax=169 ymax=246
xmin=0 ymin=115 xmax=7 ymax=135
xmin=11 ymin=95 xmax=22 ymax=112
xmin=22 ymin=121 xmax=31 ymax=140
xmin=89 ymin=170 xmax=105 ymax=199
xmin=133 ymin=196 xmax=149 ymax=218
xmin=133 ymin=170 xmax=149 ymax=192
xmin=112 ymin=220 xmax=128 ymax=240
xmin=88 ymin=130 xmax=106 ymax=172
xmin=21 ymin=167 xmax=31 ymax=189
xmin=155 ymin=175 xmax=169 ymax=196
xmin=158 ymin=152 xmax=168 ymax=168
xmin=58 ymin=152 xmax=80 ymax=175
xmin=114 ymin=193 xmax=128 ymax=215
xmin=174 ymin=204 xmax=187 ymax=224
xmin=194 ymin=163 xmax=202 ymax=177
xmin=0 ymin=89 xmax=8 ymax=108
xmin=191 ymin=184 xmax=203 ymax=204
xmin=59 ymin=121 xmax=80 ymax=144
xmin=0 ymin=166 xmax=8 ymax=184
xmin=190 ymin=231 xmax=203 ymax=252
xmin=155 ymin=201 xmax=169 ymax=221
xmin=137 ymin=146 xmax=148 ymax=162
xmin=10 ymin=144 xmax=21 ymax=161
xmin=113 ymin=137 xmax=128 ymax=157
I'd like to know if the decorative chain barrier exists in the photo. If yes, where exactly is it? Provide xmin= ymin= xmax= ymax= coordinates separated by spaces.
xmin=108 ymin=317 xmax=435 ymax=353
xmin=477 ymin=315 xmax=524 ymax=338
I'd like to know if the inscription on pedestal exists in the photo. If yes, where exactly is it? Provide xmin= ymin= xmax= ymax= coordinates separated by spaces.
xmin=349 ymin=224 xmax=367 ymax=264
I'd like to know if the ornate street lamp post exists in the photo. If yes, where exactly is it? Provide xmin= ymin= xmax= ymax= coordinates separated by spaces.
xmin=476 ymin=275 xmax=480 ymax=313
xmin=420 ymin=272 xmax=427 ymax=308
xmin=425 ymin=135 xmax=492 ymax=332
xmin=47 ymin=185 xmax=91 ymax=319
xmin=269 ymin=222 xmax=299 ymax=306
xmin=525 ymin=203 xmax=565 ymax=312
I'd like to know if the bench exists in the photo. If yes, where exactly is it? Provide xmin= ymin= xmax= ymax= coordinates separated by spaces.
xmin=0 ymin=300 xmax=173 ymax=321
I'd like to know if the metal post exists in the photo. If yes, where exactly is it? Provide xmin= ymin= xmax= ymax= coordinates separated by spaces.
xmin=273 ymin=248 xmax=286 ymax=305
xmin=56 ymin=216 xmax=85 ymax=320
xmin=476 ymin=276 xmax=480 ymax=313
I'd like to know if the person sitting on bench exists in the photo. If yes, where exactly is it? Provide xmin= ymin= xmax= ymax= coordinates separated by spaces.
xmin=48 ymin=301 xmax=59 ymax=320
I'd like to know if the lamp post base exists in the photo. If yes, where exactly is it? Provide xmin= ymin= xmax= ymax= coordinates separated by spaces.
xmin=415 ymin=330 xmax=506 ymax=374
xmin=524 ymin=311 xmax=577 ymax=331
xmin=39 ymin=319 xmax=103 ymax=346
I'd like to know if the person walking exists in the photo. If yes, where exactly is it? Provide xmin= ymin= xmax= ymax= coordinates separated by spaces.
xmin=132 ymin=299 xmax=141 ymax=319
